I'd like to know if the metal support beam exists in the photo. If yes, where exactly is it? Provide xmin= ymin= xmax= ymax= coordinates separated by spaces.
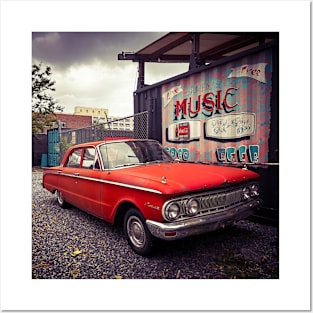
xmin=189 ymin=33 xmax=202 ymax=70
xmin=137 ymin=61 xmax=145 ymax=89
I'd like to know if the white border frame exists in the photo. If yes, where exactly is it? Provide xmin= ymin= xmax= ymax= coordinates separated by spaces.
xmin=1 ymin=1 xmax=311 ymax=311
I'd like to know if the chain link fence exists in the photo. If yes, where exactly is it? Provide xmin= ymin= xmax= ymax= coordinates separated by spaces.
xmin=59 ymin=111 xmax=149 ymax=161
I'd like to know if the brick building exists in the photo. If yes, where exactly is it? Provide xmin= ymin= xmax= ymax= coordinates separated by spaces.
xmin=37 ymin=113 xmax=93 ymax=134
xmin=55 ymin=113 xmax=92 ymax=130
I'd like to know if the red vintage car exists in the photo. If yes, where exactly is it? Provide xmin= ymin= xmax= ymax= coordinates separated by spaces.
xmin=42 ymin=139 xmax=262 ymax=255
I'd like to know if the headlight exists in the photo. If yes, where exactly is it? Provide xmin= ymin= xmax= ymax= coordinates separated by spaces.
xmin=242 ymin=187 xmax=251 ymax=200
xmin=250 ymin=184 xmax=260 ymax=197
xmin=186 ymin=198 xmax=200 ymax=216
xmin=164 ymin=202 xmax=181 ymax=221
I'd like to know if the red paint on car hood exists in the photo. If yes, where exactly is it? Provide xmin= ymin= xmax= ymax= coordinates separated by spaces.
xmin=111 ymin=162 xmax=260 ymax=195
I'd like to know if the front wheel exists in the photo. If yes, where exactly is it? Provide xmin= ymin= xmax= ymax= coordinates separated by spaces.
xmin=123 ymin=209 xmax=154 ymax=256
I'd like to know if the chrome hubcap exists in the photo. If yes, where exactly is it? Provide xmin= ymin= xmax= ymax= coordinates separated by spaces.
xmin=57 ymin=191 xmax=64 ymax=205
xmin=127 ymin=216 xmax=145 ymax=248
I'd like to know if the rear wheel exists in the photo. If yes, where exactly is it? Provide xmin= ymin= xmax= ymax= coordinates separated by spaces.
xmin=123 ymin=208 xmax=154 ymax=256
xmin=56 ymin=190 xmax=68 ymax=208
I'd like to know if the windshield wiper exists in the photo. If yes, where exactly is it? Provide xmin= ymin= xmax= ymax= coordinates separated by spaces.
xmin=114 ymin=163 xmax=143 ymax=168
xmin=144 ymin=160 xmax=168 ymax=165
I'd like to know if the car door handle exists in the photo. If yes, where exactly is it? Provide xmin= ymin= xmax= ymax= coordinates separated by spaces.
xmin=74 ymin=172 xmax=80 ymax=176
xmin=57 ymin=170 xmax=62 ymax=174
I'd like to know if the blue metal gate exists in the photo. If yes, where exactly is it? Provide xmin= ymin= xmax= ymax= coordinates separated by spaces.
xmin=47 ymin=129 xmax=60 ymax=166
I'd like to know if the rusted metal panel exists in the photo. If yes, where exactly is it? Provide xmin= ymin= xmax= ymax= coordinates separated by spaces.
xmin=161 ymin=47 xmax=273 ymax=165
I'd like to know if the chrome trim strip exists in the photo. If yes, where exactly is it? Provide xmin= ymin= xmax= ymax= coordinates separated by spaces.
xmin=147 ymin=198 xmax=261 ymax=240
xmin=44 ymin=171 xmax=162 ymax=194
xmin=101 ymin=179 xmax=162 ymax=194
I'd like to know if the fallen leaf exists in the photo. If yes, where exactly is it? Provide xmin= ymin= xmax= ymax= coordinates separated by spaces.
xmin=37 ymin=263 xmax=49 ymax=268
xmin=71 ymin=269 xmax=80 ymax=278
xmin=71 ymin=248 xmax=82 ymax=257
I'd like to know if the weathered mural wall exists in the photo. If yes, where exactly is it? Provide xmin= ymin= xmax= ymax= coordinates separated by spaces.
xmin=162 ymin=48 xmax=272 ymax=165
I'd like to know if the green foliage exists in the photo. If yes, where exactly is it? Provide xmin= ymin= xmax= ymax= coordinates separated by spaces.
xmin=60 ymin=137 xmax=73 ymax=159
xmin=32 ymin=63 xmax=63 ymax=134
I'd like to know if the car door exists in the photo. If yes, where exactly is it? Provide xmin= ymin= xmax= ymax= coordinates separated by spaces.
xmin=70 ymin=146 xmax=103 ymax=218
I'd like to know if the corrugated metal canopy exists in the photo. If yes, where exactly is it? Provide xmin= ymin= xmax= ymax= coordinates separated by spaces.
xmin=118 ymin=32 xmax=277 ymax=65
xmin=118 ymin=32 xmax=278 ymax=89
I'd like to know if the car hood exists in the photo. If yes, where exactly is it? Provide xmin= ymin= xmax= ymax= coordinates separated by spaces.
xmin=109 ymin=162 xmax=260 ymax=195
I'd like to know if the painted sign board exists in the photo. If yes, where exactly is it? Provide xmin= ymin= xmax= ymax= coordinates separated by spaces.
xmin=162 ymin=48 xmax=272 ymax=165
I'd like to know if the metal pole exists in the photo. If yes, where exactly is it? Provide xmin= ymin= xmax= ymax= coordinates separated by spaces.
xmin=137 ymin=61 xmax=145 ymax=89
xmin=58 ymin=120 xmax=62 ymax=165
xmin=189 ymin=33 xmax=201 ymax=70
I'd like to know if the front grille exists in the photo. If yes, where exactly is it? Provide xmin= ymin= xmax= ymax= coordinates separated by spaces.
xmin=175 ymin=183 xmax=258 ymax=221
xmin=200 ymin=188 xmax=243 ymax=213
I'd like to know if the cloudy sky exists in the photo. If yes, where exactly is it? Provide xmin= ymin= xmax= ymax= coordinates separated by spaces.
xmin=32 ymin=32 xmax=188 ymax=117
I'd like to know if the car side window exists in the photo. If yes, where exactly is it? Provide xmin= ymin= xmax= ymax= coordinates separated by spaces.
xmin=82 ymin=147 xmax=97 ymax=169
xmin=66 ymin=148 xmax=83 ymax=168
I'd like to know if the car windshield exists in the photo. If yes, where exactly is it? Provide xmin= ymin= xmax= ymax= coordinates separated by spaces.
xmin=99 ymin=140 xmax=174 ymax=169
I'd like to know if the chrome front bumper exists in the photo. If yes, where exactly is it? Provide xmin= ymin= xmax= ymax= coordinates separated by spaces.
xmin=146 ymin=198 xmax=261 ymax=241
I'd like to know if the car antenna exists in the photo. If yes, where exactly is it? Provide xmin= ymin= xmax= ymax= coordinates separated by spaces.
xmin=105 ymin=112 xmax=114 ymax=140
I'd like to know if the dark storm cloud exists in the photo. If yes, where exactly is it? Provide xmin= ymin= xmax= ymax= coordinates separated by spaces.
xmin=31 ymin=32 xmax=188 ymax=115
xmin=32 ymin=32 xmax=166 ymax=69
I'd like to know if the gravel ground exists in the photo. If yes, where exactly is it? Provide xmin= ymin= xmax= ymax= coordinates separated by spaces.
xmin=32 ymin=170 xmax=279 ymax=279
